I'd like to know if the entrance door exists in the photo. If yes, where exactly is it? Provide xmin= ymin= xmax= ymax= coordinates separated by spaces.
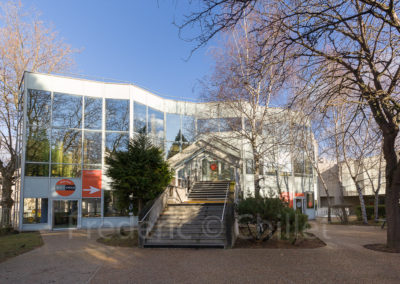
xmin=53 ymin=200 xmax=78 ymax=229
xmin=201 ymin=158 xmax=234 ymax=181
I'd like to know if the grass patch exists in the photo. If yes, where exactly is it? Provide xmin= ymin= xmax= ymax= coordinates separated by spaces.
xmin=0 ymin=231 xmax=43 ymax=262
xmin=97 ymin=230 xmax=138 ymax=247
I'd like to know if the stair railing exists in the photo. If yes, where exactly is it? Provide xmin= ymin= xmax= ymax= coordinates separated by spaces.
xmin=220 ymin=182 xmax=230 ymax=222
xmin=138 ymin=186 xmax=171 ymax=248
xmin=221 ymin=181 xmax=235 ymax=248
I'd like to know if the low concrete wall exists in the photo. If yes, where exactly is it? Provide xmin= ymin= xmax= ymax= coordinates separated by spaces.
xmin=81 ymin=216 xmax=138 ymax=229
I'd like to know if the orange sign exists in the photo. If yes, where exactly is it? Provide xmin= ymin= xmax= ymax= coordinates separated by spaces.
xmin=56 ymin=179 xmax=76 ymax=196
xmin=82 ymin=170 xmax=102 ymax=198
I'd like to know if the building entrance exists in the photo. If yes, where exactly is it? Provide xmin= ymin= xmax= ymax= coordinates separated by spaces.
xmin=53 ymin=200 xmax=78 ymax=229
xmin=201 ymin=158 xmax=234 ymax=181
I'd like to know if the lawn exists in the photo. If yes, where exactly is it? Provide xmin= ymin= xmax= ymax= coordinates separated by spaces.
xmin=0 ymin=231 xmax=43 ymax=262
xmin=97 ymin=229 xmax=138 ymax=247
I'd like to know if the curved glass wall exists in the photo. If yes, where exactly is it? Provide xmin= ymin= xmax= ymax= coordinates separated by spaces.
xmin=24 ymin=88 xmax=313 ymax=180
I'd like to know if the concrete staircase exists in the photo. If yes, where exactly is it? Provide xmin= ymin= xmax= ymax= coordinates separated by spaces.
xmin=187 ymin=181 xmax=229 ymax=202
xmin=143 ymin=181 xmax=230 ymax=248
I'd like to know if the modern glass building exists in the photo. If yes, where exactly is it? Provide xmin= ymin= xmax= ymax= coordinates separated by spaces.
xmin=15 ymin=71 xmax=317 ymax=231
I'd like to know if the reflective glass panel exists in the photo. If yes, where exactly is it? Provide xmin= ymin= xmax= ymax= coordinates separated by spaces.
xmin=84 ymin=131 xmax=102 ymax=165
xmin=84 ymin=97 xmax=102 ymax=129
xmin=166 ymin=113 xmax=181 ymax=142
xmin=106 ymin=99 xmax=129 ymax=131
xmin=51 ymin=128 xmax=82 ymax=164
xmin=148 ymin=107 xmax=164 ymax=139
xmin=105 ymin=132 xmax=129 ymax=154
xmin=182 ymin=116 xmax=195 ymax=141
xmin=51 ymin=164 xmax=81 ymax=178
xmin=166 ymin=141 xmax=180 ymax=159
xmin=27 ymin=89 xmax=51 ymax=126
xmin=53 ymin=200 xmax=78 ymax=228
xmin=219 ymin=117 xmax=241 ymax=132
xmin=26 ymin=126 xmax=50 ymax=162
xmin=197 ymin=118 xmax=218 ymax=134
xmin=82 ymin=198 xmax=101 ymax=217
xmin=25 ymin=163 xmax=49 ymax=177
xmin=23 ymin=198 xmax=48 ymax=224
xmin=134 ymin=102 xmax=146 ymax=133
xmin=103 ymin=190 xmax=129 ymax=217
xmin=52 ymin=93 xmax=82 ymax=128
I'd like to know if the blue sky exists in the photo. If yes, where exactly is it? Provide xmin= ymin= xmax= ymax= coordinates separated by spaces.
xmin=23 ymin=0 xmax=215 ymax=101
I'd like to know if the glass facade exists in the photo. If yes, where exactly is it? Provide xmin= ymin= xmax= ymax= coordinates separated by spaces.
xmin=106 ymin=98 xmax=129 ymax=131
xmin=23 ymin=198 xmax=48 ymax=224
xmin=84 ymin=97 xmax=102 ymax=129
xmin=21 ymin=74 xmax=316 ymax=229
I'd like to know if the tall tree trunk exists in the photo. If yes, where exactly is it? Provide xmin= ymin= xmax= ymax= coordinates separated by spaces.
xmin=252 ymin=147 xmax=261 ymax=198
xmin=338 ymin=184 xmax=348 ymax=224
xmin=0 ymin=172 xmax=14 ymax=228
xmin=374 ymin=191 xmax=380 ymax=223
xmin=382 ymin=132 xmax=400 ymax=251
xmin=326 ymin=196 xmax=332 ymax=224
xmin=355 ymin=182 xmax=369 ymax=225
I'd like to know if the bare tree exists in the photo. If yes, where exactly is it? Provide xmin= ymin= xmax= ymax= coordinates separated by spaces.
xmin=199 ymin=15 xmax=292 ymax=198
xmin=364 ymin=146 xmax=385 ymax=222
xmin=0 ymin=1 xmax=76 ymax=227
xmin=180 ymin=0 xmax=400 ymax=251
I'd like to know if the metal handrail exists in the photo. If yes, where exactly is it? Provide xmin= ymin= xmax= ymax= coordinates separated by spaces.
xmin=139 ymin=187 xmax=169 ymax=223
xmin=221 ymin=183 xmax=230 ymax=221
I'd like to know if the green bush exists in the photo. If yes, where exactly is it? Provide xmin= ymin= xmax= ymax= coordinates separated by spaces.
xmin=237 ymin=197 xmax=309 ymax=241
xmin=355 ymin=205 xmax=385 ymax=220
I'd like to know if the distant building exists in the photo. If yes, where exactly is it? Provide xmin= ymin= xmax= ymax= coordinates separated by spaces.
xmin=318 ymin=156 xmax=385 ymax=210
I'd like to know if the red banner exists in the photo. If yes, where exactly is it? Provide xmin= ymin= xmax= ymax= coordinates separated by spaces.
xmin=82 ymin=170 xmax=102 ymax=198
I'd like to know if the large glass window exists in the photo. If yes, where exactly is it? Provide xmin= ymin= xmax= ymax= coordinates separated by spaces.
xmin=26 ymin=126 xmax=50 ymax=162
xmin=166 ymin=113 xmax=181 ymax=142
xmin=219 ymin=117 xmax=241 ymax=132
xmin=148 ymin=107 xmax=164 ymax=140
xmin=106 ymin=99 xmax=129 ymax=131
xmin=84 ymin=97 xmax=102 ymax=129
xmin=51 ymin=128 xmax=82 ymax=164
xmin=182 ymin=116 xmax=195 ymax=141
xmin=83 ymin=131 xmax=102 ymax=165
xmin=105 ymin=132 xmax=129 ymax=154
xmin=134 ymin=102 xmax=146 ymax=133
xmin=103 ymin=190 xmax=129 ymax=217
xmin=82 ymin=198 xmax=101 ymax=217
xmin=27 ymin=89 xmax=51 ymax=126
xmin=197 ymin=118 xmax=218 ymax=134
xmin=52 ymin=93 xmax=82 ymax=128
xmin=25 ymin=163 xmax=49 ymax=177
xmin=51 ymin=164 xmax=81 ymax=178
xmin=23 ymin=198 xmax=48 ymax=224
xmin=166 ymin=141 xmax=180 ymax=159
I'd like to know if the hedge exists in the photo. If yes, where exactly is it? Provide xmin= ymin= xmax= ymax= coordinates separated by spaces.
xmin=355 ymin=205 xmax=385 ymax=221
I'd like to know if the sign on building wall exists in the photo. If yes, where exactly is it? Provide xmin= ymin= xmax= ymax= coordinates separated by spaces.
xmin=82 ymin=170 xmax=102 ymax=198
xmin=55 ymin=179 xmax=76 ymax=197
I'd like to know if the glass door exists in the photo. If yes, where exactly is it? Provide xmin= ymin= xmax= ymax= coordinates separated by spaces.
xmin=53 ymin=200 xmax=78 ymax=229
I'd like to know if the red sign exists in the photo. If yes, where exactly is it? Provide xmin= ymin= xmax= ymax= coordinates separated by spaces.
xmin=82 ymin=170 xmax=102 ymax=198
xmin=210 ymin=163 xmax=217 ymax=171
xmin=55 ymin=179 xmax=76 ymax=197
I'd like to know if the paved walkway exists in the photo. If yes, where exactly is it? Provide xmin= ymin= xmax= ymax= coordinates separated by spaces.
xmin=1 ymin=223 xmax=399 ymax=283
